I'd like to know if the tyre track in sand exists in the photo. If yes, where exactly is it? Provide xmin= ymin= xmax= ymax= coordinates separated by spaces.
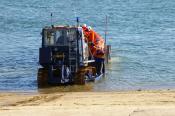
xmin=2 ymin=94 xmax=64 ymax=107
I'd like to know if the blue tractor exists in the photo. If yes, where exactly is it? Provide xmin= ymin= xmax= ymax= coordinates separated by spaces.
xmin=37 ymin=25 xmax=110 ymax=87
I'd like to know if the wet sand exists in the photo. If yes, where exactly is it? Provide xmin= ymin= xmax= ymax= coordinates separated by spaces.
xmin=0 ymin=90 xmax=175 ymax=116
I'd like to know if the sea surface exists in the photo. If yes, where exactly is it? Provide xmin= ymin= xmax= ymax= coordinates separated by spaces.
xmin=0 ymin=0 xmax=175 ymax=92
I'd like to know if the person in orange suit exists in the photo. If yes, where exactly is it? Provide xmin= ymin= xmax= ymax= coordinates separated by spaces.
xmin=82 ymin=24 xmax=105 ymax=75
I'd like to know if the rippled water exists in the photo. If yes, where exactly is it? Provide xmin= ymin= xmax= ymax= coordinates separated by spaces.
xmin=0 ymin=0 xmax=175 ymax=92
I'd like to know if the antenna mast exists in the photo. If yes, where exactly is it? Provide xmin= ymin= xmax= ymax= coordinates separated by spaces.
xmin=76 ymin=17 xmax=79 ymax=27
xmin=105 ymin=15 xmax=108 ymax=45
xmin=51 ymin=13 xmax=53 ymax=27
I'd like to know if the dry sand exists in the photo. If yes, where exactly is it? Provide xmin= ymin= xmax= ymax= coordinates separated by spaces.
xmin=0 ymin=90 xmax=175 ymax=116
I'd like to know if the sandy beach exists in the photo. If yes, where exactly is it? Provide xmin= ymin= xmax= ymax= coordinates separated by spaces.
xmin=0 ymin=90 xmax=175 ymax=116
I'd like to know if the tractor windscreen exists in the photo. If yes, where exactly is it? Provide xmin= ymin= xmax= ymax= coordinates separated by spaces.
xmin=43 ymin=28 xmax=77 ymax=46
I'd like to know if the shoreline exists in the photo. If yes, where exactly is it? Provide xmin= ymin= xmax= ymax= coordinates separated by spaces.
xmin=0 ymin=87 xmax=174 ymax=93
xmin=1 ymin=90 xmax=175 ymax=116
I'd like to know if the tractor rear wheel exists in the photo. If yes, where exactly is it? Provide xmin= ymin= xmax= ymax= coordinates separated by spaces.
xmin=37 ymin=68 xmax=49 ymax=88
xmin=74 ymin=71 xmax=85 ymax=85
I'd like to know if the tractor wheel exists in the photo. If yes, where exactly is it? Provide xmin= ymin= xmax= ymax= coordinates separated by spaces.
xmin=74 ymin=71 xmax=85 ymax=85
xmin=37 ymin=68 xmax=48 ymax=88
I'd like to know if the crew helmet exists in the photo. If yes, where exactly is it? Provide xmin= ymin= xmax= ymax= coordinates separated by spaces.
xmin=82 ymin=24 xmax=87 ymax=27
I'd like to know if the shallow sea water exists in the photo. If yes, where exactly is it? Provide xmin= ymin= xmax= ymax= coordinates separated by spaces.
xmin=0 ymin=0 xmax=175 ymax=92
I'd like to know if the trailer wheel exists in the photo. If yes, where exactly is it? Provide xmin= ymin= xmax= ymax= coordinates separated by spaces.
xmin=37 ymin=68 xmax=48 ymax=88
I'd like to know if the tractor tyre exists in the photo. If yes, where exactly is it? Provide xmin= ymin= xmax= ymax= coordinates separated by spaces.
xmin=74 ymin=71 xmax=85 ymax=85
xmin=37 ymin=68 xmax=48 ymax=88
